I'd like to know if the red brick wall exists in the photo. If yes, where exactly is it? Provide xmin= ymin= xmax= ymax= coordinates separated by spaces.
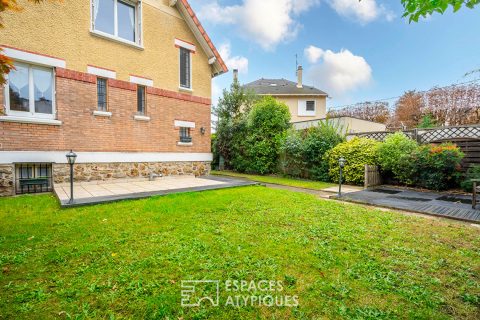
xmin=0 ymin=69 xmax=211 ymax=153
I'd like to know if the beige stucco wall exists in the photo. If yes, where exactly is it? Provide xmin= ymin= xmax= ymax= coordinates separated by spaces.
xmin=293 ymin=117 xmax=387 ymax=134
xmin=273 ymin=95 xmax=327 ymax=122
xmin=0 ymin=0 xmax=212 ymax=98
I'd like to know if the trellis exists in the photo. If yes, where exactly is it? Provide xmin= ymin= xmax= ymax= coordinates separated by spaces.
xmin=348 ymin=125 xmax=480 ymax=170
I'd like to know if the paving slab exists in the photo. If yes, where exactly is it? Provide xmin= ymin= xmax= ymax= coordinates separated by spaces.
xmin=55 ymin=175 xmax=257 ymax=207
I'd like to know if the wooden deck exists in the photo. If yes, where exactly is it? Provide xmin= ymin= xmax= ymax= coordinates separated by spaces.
xmin=338 ymin=187 xmax=480 ymax=223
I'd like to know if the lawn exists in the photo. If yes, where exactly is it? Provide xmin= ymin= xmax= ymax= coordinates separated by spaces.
xmin=0 ymin=187 xmax=479 ymax=319
xmin=211 ymin=170 xmax=335 ymax=190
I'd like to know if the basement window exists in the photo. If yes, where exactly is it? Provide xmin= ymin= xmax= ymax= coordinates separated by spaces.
xmin=15 ymin=163 xmax=53 ymax=195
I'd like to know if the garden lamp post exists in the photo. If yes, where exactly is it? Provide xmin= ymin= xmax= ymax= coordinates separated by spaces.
xmin=338 ymin=157 xmax=346 ymax=197
xmin=66 ymin=150 xmax=77 ymax=204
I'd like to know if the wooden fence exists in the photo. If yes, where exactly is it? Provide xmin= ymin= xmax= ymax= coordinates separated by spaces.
xmin=364 ymin=165 xmax=382 ymax=189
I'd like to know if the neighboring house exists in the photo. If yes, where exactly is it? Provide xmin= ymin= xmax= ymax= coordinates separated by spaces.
xmin=242 ymin=66 xmax=386 ymax=134
xmin=0 ymin=0 xmax=227 ymax=196
xmin=293 ymin=116 xmax=387 ymax=134
xmin=244 ymin=66 xmax=328 ymax=123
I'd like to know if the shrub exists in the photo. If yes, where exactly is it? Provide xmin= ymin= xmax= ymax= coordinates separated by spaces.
xmin=377 ymin=132 xmax=418 ymax=179
xmin=460 ymin=165 xmax=480 ymax=192
xmin=280 ymin=129 xmax=305 ymax=177
xmin=326 ymin=137 xmax=380 ymax=185
xmin=242 ymin=96 xmax=291 ymax=174
xmin=280 ymin=120 xmax=345 ymax=180
xmin=303 ymin=121 xmax=345 ymax=181
xmin=397 ymin=143 xmax=464 ymax=190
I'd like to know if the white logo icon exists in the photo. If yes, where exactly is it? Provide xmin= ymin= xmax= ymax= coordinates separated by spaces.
xmin=181 ymin=280 xmax=220 ymax=307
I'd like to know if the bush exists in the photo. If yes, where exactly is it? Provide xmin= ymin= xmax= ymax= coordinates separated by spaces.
xmin=397 ymin=143 xmax=464 ymax=191
xmin=377 ymin=132 xmax=418 ymax=179
xmin=326 ymin=137 xmax=380 ymax=185
xmin=242 ymin=96 xmax=291 ymax=174
xmin=303 ymin=121 xmax=345 ymax=181
xmin=280 ymin=129 xmax=305 ymax=177
xmin=460 ymin=165 xmax=480 ymax=192
xmin=280 ymin=121 xmax=345 ymax=180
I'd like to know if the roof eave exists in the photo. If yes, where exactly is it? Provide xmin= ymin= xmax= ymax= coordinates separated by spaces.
xmin=175 ymin=0 xmax=228 ymax=78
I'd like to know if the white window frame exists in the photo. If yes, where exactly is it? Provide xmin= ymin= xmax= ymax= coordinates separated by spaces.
xmin=179 ymin=47 xmax=193 ymax=91
xmin=91 ymin=0 xmax=143 ymax=47
xmin=4 ymin=61 xmax=56 ymax=120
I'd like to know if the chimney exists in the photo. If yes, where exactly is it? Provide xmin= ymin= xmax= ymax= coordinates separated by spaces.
xmin=296 ymin=65 xmax=303 ymax=88
xmin=233 ymin=69 xmax=239 ymax=82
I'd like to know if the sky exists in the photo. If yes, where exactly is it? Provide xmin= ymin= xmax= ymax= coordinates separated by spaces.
xmin=188 ymin=0 xmax=480 ymax=110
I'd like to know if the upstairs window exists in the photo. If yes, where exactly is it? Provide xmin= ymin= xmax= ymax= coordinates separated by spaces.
xmin=306 ymin=100 xmax=316 ymax=112
xmin=179 ymin=47 xmax=191 ymax=89
xmin=97 ymin=78 xmax=108 ymax=111
xmin=137 ymin=85 xmax=146 ymax=114
xmin=4 ymin=62 xmax=55 ymax=119
xmin=179 ymin=127 xmax=192 ymax=143
xmin=92 ymin=0 xmax=141 ymax=45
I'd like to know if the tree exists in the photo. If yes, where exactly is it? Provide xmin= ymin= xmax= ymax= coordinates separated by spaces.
xmin=243 ymin=96 xmax=291 ymax=174
xmin=213 ymin=77 xmax=256 ymax=169
xmin=401 ymin=0 xmax=480 ymax=22
xmin=390 ymin=90 xmax=424 ymax=129
xmin=328 ymin=101 xmax=391 ymax=124
xmin=0 ymin=0 xmax=54 ymax=84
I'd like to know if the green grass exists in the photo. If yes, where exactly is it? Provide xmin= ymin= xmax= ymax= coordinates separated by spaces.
xmin=0 ymin=187 xmax=479 ymax=319
xmin=211 ymin=170 xmax=335 ymax=190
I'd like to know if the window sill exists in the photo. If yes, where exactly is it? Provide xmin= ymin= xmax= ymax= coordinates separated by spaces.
xmin=0 ymin=115 xmax=62 ymax=126
xmin=93 ymin=110 xmax=112 ymax=117
xmin=178 ymin=86 xmax=193 ymax=93
xmin=90 ymin=30 xmax=144 ymax=50
xmin=134 ymin=115 xmax=151 ymax=121
xmin=177 ymin=142 xmax=193 ymax=147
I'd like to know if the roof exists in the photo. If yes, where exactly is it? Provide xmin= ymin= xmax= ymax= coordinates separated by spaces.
xmin=243 ymin=78 xmax=328 ymax=96
xmin=175 ymin=0 xmax=228 ymax=77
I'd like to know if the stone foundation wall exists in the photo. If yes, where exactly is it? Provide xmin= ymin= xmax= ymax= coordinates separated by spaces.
xmin=53 ymin=161 xmax=211 ymax=183
xmin=0 ymin=165 xmax=14 ymax=196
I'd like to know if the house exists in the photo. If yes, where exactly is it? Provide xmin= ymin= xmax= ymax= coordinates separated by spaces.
xmin=242 ymin=66 xmax=386 ymax=134
xmin=0 ymin=0 xmax=227 ymax=196
xmin=243 ymin=66 xmax=328 ymax=123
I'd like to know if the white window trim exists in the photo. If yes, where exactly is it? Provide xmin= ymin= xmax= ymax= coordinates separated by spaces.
xmin=87 ymin=65 xmax=116 ymax=79
xmin=174 ymin=39 xmax=196 ymax=53
xmin=177 ymin=142 xmax=193 ymax=147
xmin=297 ymin=100 xmax=316 ymax=117
xmin=1 ymin=47 xmax=65 ymax=68
xmin=90 ymin=0 xmax=143 ymax=47
xmin=174 ymin=120 xmax=195 ymax=128
xmin=4 ymin=62 xmax=56 ymax=120
xmin=93 ymin=110 xmax=112 ymax=117
xmin=179 ymin=48 xmax=193 ymax=91
xmin=129 ymin=75 xmax=153 ymax=87
xmin=0 ymin=116 xmax=62 ymax=126
xmin=134 ymin=114 xmax=150 ymax=121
